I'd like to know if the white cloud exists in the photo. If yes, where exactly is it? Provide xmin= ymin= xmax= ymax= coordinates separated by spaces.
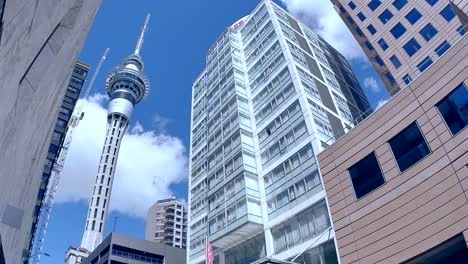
xmin=55 ymin=93 xmax=188 ymax=218
xmin=375 ymin=99 xmax=389 ymax=110
xmin=280 ymin=0 xmax=366 ymax=60
xmin=363 ymin=77 xmax=381 ymax=93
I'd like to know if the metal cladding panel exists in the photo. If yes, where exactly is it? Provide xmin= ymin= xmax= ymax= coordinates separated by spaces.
xmin=305 ymin=54 xmax=324 ymax=81
xmin=326 ymin=111 xmax=345 ymax=140
xmin=315 ymin=80 xmax=337 ymax=113
xmin=294 ymin=31 xmax=312 ymax=56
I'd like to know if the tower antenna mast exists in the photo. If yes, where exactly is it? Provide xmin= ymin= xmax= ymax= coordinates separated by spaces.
xmin=135 ymin=14 xmax=150 ymax=55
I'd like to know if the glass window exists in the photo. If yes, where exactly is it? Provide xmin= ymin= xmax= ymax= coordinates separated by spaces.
xmin=365 ymin=40 xmax=374 ymax=51
xmin=356 ymin=27 xmax=364 ymax=37
xmin=386 ymin=72 xmax=396 ymax=86
xmin=436 ymin=83 xmax=468 ymax=135
xmin=52 ymin=131 xmax=62 ymax=141
xmin=378 ymin=38 xmax=388 ymax=50
xmin=348 ymin=1 xmax=356 ymax=9
xmin=419 ymin=23 xmax=438 ymax=41
xmin=347 ymin=16 xmax=355 ymax=25
xmin=389 ymin=122 xmax=430 ymax=172
xmin=403 ymin=74 xmax=412 ymax=85
xmin=417 ymin=56 xmax=433 ymax=72
xmin=435 ymin=40 xmax=451 ymax=56
xmin=375 ymin=56 xmax=384 ymax=66
xmin=392 ymin=0 xmax=408 ymax=10
xmin=348 ymin=152 xmax=385 ymax=199
xmin=357 ymin=12 xmax=366 ymax=21
xmin=339 ymin=5 xmax=346 ymax=14
xmin=390 ymin=22 xmax=406 ymax=39
xmin=67 ymin=86 xmax=79 ymax=94
xmin=440 ymin=4 xmax=456 ymax=22
xmin=405 ymin=8 xmax=422 ymax=24
xmin=367 ymin=24 xmax=377 ymax=35
xmin=378 ymin=9 xmax=393 ymax=24
xmin=403 ymin=38 xmax=421 ymax=57
xmin=368 ymin=0 xmax=382 ymax=11
xmin=390 ymin=55 xmax=401 ymax=68
xmin=457 ymin=25 xmax=466 ymax=36
xmin=425 ymin=0 xmax=438 ymax=6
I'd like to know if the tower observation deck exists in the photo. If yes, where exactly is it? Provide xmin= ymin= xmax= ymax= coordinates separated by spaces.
xmin=80 ymin=14 xmax=151 ymax=251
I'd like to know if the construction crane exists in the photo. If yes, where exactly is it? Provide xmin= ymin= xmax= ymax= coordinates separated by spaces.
xmin=30 ymin=48 xmax=110 ymax=264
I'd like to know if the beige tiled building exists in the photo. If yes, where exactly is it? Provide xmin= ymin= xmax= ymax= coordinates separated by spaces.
xmin=330 ymin=0 xmax=467 ymax=95
xmin=317 ymin=35 xmax=468 ymax=263
xmin=146 ymin=198 xmax=187 ymax=249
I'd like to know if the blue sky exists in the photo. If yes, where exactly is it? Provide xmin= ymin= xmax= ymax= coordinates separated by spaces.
xmin=43 ymin=0 xmax=388 ymax=262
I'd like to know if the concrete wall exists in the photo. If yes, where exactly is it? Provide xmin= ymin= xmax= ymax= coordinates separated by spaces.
xmin=317 ymin=36 xmax=468 ymax=263
xmin=0 ymin=0 xmax=101 ymax=263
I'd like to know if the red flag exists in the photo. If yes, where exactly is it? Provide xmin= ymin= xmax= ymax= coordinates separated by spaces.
xmin=206 ymin=238 xmax=214 ymax=264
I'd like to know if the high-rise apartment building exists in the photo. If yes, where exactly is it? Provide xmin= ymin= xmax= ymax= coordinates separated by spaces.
xmin=318 ymin=34 xmax=467 ymax=264
xmin=187 ymin=1 xmax=372 ymax=264
xmin=146 ymin=198 xmax=187 ymax=249
xmin=330 ymin=0 xmax=467 ymax=95
xmin=0 ymin=1 xmax=101 ymax=263
xmin=30 ymin=61 xmax=90 ymax=256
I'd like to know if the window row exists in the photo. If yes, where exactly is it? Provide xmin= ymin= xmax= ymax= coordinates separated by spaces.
xmin=349 ymin=83 xmax=467 ymax=199
xmin=260 ymin=121 xmax=308 ymax=164
xmin=263 ymin=144 xmax=314 ymax=188
xmin=258 ymin=101 xmax=302 ymax=144
xmin=254 ymin=81 xmax=295 ymax=124
xmin=271 ymin=200 xmax=330 ymax=253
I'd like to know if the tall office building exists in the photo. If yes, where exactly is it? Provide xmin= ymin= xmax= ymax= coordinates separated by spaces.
xmin=145 ymin=198 xmax=188 ymax=249
xmin=330 ymin=0 xmax=467 ymax=95
xmin=0 ymin=1 xmax=101 ymax=263
xmin=187 ymin=1 xmax=371 ymax=264
xmin=79 ymin=15 xmax=151 ymax=252
xmin=30 ymin=61 xmax=90 ymax=256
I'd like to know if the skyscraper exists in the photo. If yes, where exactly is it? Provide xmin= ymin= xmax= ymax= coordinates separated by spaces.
xmin=146 ymin=198 xmax=188 ymax=249
xmin=0 ymin=1 xmax=101 ymax=263
xmin=330 ymin=0 xmax=467 ymax=94
xmin=187 ymin=1 xmax=371 ymax=264
xmin=80 ymin=15 xmax=151 ymax=252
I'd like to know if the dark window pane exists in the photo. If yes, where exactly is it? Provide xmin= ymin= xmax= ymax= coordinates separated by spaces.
xmin=392 ymin=0 xmax=408 ymax=10
xmin=347 ymin=16 xmax=355 ymax=25
xmin=403 ymin=74 xmax=412 ymax=85
xmin=426 ymin=0 xmax=438 ymax=6
xmin=367 ymin=24 xmax=377 ymax=35
xmin=378 ymin=38 xmax=388 ymax=50
xmin=357 ymin=12 xmax=366 ymax=21
xmin=420 ymin=23 xmax=438 ymax=41
xmin=436 ymin=83 xmax=468 ymax=135
xmin=440 ymin=4 xmax=456 ymax=22
xmin=390 ymin=22 xmax=406 ymax=39
xmin=348 ymin=152 xmax=385 ymax=199
xmin=356 ymin=27 xmax=364 ymax=36
xmin=417 ymin=56 xmax=433 ymax=72
xmin=379 ymin=9 xmax=393 ymax=24
xmin=339 ymin=5 xmax=346 ymax=13
xmin=368 ymin=0 xmax=382 ymax=11
xmin=375 ymin=55 xmax=384 ymax=66
xmin=386 ymin=72 xmax=396 ymax=86
xmin=405 ymin=8 xmax=422 ymax=24
xmin=390 ymin=55 xmax=401 ymax=68
xmin=365 ymin=40 xmax=374 ymax=50
xmin=457 ymin=25 xmax=466 ymax=36
xmin=389 ymin=122 xmax=430 ymax=172
xmin=403 ymin=38 xmax=421 ymax=57
xmin=435 ymin=40 xmax=451 ymax=56
xmin=348 ymin=1 xmax=356 ymax=9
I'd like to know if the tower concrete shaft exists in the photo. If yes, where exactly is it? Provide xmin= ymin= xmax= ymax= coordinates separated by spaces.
xmin=80 ymin=14 xmax=150 ymax=251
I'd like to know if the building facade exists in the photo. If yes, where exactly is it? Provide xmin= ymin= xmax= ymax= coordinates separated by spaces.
xmin=331 ymin=0 xmax=467 ymax=94
xmin=83 ymin=232 xmax=186 ymax=264
xmin=65 ymin=246 xmax=91 ymax=264
xmin=146 ymin=198 xmax=187 ymax=249
xmin=187 ymin=1 xmax=372 ymax=264
xmin=29 ymin=62 xmax=89 ymax=257
xmin=0 ymin=1 xmax=101 ymax=263
xmin=318 ymin=35 xmax=468 ymax=263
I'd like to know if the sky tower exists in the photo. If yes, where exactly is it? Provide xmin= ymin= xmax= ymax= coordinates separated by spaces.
xmin=80 ymin=14 xmax=151 ymax=252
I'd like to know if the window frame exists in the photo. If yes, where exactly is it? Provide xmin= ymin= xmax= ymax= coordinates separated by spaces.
xmin=378 ymin=9 xmax=394 ymax=24
xmin=419 ymin=23 xmax=438 ymax=42
xmin=347 ymin=152 xmax=386 ymax=200
xmin=405 ymin=8 xmax=422 ymax=25
xmin=403 ymin=38 xmax=421 ymax=57
xmin=388 ymin=122 xmax=432 ymax=173
xmin=435 ymin=82 xmax=468 ymax=136
xmin=392 ymin=0 xmax=408 ymax=10
xmin=439 ymin=4 xmax=456 ymax=22
xmin=390 ymin=22 xmax=407 ymax=39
